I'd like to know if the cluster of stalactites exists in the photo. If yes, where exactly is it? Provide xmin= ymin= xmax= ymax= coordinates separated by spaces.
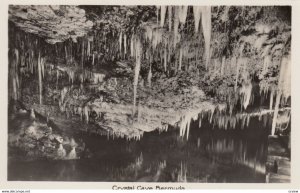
xmin=179 ymin=106 xmax=219 ymax=140
xmin=9 ymin=45 xmax=47 ymax=104
xmin=271 ymin=54 xmax=291 ymax=135
xmin=152 ymin=6 xmax=212 ymax=72
xmin=178 ymin=104 xmax=290 ymax=140
xmin=57 ymin=95 xmax=145 ymax=141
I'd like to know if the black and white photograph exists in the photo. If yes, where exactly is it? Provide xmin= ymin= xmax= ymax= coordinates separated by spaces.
xmin=6 ymin=5 xmax=292 ymax=184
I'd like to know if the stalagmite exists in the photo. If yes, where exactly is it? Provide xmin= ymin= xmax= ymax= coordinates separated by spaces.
xmin=30 ymin=109 xmax=35 ymax=119
xmin=67 ymin=147 xmax=77 ymax=159
xmin=201 ymin=6 xmax=211 ymax=69
xmin=57 ymin=144 xmax=66 ymax=158
xmin=160 ymin=6 xmax=167 ymax=27
xmin=193 ymin=6 xmax=202 ymax=33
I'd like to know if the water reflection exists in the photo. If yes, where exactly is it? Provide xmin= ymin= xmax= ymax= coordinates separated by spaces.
xmin=8 ymin=109 xmax=268 ymax=182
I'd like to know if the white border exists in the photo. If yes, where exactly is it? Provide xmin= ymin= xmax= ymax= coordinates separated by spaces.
xmin=1 ymin=0 xmax=299 ymax=190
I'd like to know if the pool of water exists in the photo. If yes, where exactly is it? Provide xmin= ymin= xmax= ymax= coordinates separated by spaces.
xmin=8 ymin=109 xmax=269 ymax=182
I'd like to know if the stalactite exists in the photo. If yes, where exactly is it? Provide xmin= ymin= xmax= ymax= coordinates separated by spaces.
xmin=87 ymin=40 xmax=91 ymax=57
xmin=130 ymin=35 xmax=134 ymax=57
xmin=84 ymin=106 xmax=89 ymax=123
xmin=199 ymin=117 xmax=202 ymax=128
xmin=160 ymin=6 xmax=167 ymax=27
xmin=263 ymin=55 xmax=271 ymax=74
xmin=145 ymin=26 xmax=153 ymax=42
xmin=124 ymin=33 xmax=127 ymax=57
xmin=147 ymin=64 xmax=152 ymax=88
xmin=193 ymin=6 xmax=202 ymax=33
xmin=156 ymin=6 xmax=160 ymax=25
xmin=271 ymin=93 xmax=281 ymax=135
xmin=92 ymin=53 xmax=95 ymax=65
xmin=11 ymin=49 xmax=20 ymax=101
xmin=269 ymin=89 xmax=274 ymax=110
xmin=30 ymin=50 xmax=34 ymax=74
xmin=278 ymin=55 xmax=291 ymax=100
xmin=235 ymin=57 xmax=241 ymax=91
xmin=179 ymin=115 xmax=190 ymax=140
xmin=119 ymin=31 xmax=123 ymax=56
xmin=41 ymin=57 xmax=45 ymax=78
xmin=179 ymin=47 xmax=183 ymax=71
xmin=65 ymin=45 xmax=68 ymax=62
xmin=81 ymin=40 xmax=84 ymax=68
xmin=201 ymin=6 xmax=211 ymax=70
xmin=133 ymin=37 xmax=142 ymax=115
xmin=38 ymin=52 xmax=42 ymax=105
xmin=210 ymin=107 xmax=215 ymax=123
xmin=168 ymin=6 xmax=172 ymax=32
xmin=178 ymin=6 xmax=188 ymax=25
xmin=164 ymin=45 xmax=167 ymax=72
xmin=271 ymin=54 xmax=291 ymax=135
xmin=56 ymin=69 xmax=59 ymax=88
xmin=246 ymin=115 xmax=251 ymax=127
xmin=221 ymin=56 xmax=225 ymax=75
xmin=152 ymin=29 xmax=162 ymax=50
xmin=173 ymin=7 xmax=179 ymax=48
xmin=240 ymin=82 xmax=252 ymax=110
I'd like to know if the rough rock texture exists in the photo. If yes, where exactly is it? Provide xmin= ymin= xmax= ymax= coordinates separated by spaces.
xmin=20 ymin=60 xmax=223 ymax=139
xmin=9 ymin=5 xmax=93 ymax=44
